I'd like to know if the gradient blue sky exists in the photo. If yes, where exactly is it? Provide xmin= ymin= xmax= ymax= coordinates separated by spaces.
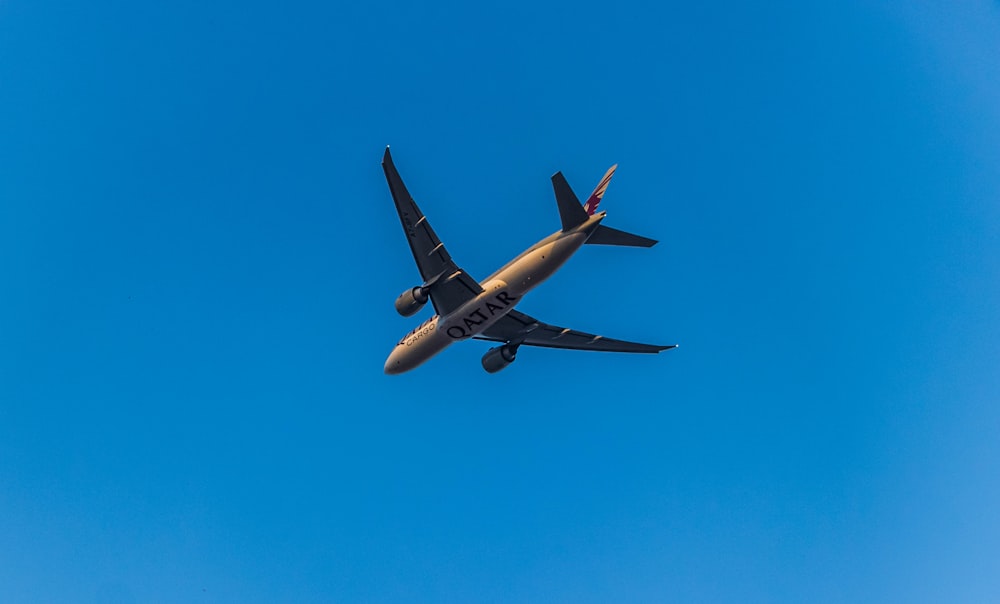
xmin=2 ymin=1 xmax=999 ymax=602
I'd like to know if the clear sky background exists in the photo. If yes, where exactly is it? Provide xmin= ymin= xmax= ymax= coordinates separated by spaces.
xmin=2 ymin=1 xmax=999 ymax=602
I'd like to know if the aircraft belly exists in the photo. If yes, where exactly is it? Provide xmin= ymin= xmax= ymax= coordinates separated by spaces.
xmin=385 ymin=279 xmax=521 ymax=374
xmin=437 ymin=279 xmax=520 ymax=341
xmin=385 ymin=322 xmax=452 ymax=374
xmin=497 ymin=233 xmax=584 ymax=296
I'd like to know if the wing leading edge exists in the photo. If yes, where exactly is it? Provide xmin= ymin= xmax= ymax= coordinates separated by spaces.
xmin=382 ymin=148 xmax=482 ymax=316
xmin=477 ymin=309 xmax=676 ymax=354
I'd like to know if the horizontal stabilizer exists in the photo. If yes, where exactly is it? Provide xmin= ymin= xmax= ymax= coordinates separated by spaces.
xmin=551 ymin=172 xmax=589 ymax=231
xmin=586 ymin=224 xmax=658 ymax=247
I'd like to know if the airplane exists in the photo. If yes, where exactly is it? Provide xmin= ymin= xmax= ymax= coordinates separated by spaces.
xmin=382 ymin=147 xmax=676 ymax=374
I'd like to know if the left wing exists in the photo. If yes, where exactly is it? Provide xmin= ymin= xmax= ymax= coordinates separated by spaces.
xmin=382 ymin=147 xmax=482 ymax=316
xmin=477 ymin=309 xmax=676 ymax=353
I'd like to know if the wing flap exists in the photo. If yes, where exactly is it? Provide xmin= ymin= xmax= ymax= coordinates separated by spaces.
xmin=477 ymin=310 xmax=675 ymax=354
xmin=382 ymin=148 xmax=482 ymax=315
xmin=428 ymin=269 xmax=482 ymax=316
xmin=382 ymin=148 xmax=454 ymax=280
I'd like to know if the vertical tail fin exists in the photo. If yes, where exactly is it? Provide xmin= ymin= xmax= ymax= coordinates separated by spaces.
xmin=551 ymin=172 xmax=589 ymax=231
xmin=583 ymin=164 xmax=617 ymax=215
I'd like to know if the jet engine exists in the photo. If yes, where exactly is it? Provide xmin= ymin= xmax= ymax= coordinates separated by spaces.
xmin=481 ymin=344 xmax=518 ymax=373
xmin=395 ymin=287 xmax=429 ymax=317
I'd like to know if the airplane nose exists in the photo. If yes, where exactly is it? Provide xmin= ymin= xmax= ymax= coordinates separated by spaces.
xmin=384 ymin=348 xmax=405 ymax=374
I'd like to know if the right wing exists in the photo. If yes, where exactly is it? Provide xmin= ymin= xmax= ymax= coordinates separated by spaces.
xmin=382 ymin=148 xmax=482 ymax=316
xmin=477 ymin=309 xmax=676 ymax=354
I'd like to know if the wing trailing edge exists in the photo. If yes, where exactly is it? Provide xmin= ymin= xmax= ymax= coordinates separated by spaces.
xmin=382 ymin=147 xmax=482 ymax=315
xmin=478 ymin=309 xmax=676 ymax=354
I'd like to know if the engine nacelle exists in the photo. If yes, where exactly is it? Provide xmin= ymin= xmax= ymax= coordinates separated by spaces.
xmin=395 ymin=286 xmax=429 ymax=317
xmin=481 ymin=344 xmax=518 ymax=373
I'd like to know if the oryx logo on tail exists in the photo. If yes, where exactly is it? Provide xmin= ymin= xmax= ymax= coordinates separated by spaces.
xmin=583 ymin=164 xmax=617 ymax=215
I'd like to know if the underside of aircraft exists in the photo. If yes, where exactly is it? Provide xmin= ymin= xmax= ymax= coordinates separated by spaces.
xmin=382 ymin=148 xmax=676 ymax=374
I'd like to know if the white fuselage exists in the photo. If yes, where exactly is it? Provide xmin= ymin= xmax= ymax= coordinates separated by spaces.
xmin=383 ymin=214 xmax=603 ymax=374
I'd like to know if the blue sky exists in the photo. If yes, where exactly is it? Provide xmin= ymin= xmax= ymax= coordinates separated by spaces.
xmin=2 ymin=1 xmax=999 ymax=602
